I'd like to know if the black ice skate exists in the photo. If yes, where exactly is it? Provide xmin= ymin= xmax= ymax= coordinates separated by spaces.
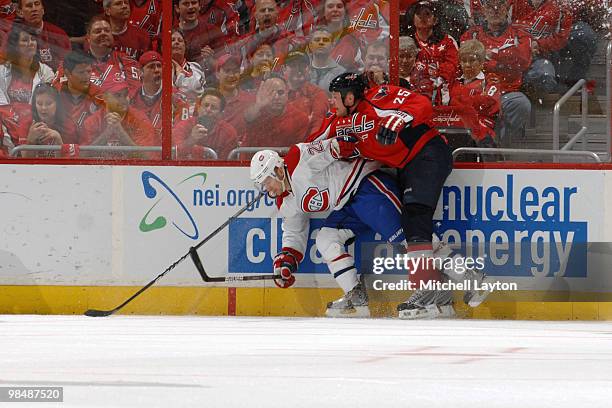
xmin=325 ymin=283 xmax=370 ymax=318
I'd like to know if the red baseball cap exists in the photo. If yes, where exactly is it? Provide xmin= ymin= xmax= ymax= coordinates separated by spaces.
xmin=215 ymin=53 xmax=241 ymax=72
xmin=139 ymin=51 xmax=162 ymax=67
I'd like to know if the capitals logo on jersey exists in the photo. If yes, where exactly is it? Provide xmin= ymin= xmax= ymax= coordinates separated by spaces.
xmin=336 ymin=114 xmax=376 ymax=137
xmin=301 ymin=187 xmax=330 ymax=213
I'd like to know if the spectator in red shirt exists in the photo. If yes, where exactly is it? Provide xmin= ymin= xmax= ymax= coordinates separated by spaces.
xmin=198 ymin=0 xmax=240 ymax=50
xmin=445 ymin=39 xmax=501 ymax=147
xmin=214 ymin=53 xmax=255 ymax=138
xmin=284 ymin=51 xmax=329 ymax=137
xmin=242 ymin=75 xmax=309 ymax=149
xmin=405 ymin=0 xmax=459 ymax=105
xmin=174 ymin=0 xmax=216 ymax=70
xmin=56 ymin=51 xmax=101 ymax=131
xmin=319 ymin=0 xmax=364 ymax=71
xmin=307 ymin=26 xmax=346 ymax=91
xmin=241 ymin=42 xmax=277 ymax=92
xmin=131 ymin=50 xmax=163 ymax=139
xmin=0 ymin=0 xmax=17 ymax=34
xmin=238 ymin=0 xmax=304 ymax=70
xmin=75 ymin=15 xmax=142 ymax=95
xmin=15 ymin=0 xmax=71 ymax=71
xmin=174 ymin=88 xmax=240 ymax=160
xmin=22 ymin=83 xmax=79 ymax=157
xmin=81 ymin=79 xmax=155 ymax=158
xmin=129 ymin=0 xmax=162 ymax=40
xmin=104 ymin=0 xmax=152 ymax=60
xmin=461 ymin=0 xmax=532 ymax=147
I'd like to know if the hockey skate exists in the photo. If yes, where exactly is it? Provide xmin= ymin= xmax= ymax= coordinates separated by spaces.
xmin=397 ymin=289 xmax=455 ymax=320
xmin=462 ymin=269 xmax=494 ymax=308
xmin=325 ymin=283 xmax=370 ymax=318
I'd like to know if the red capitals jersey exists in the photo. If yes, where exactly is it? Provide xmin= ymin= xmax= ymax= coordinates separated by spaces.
xmin=449 ymin=72 xmax=501 ymax=129
xmin=415 ymin=33 xmax=459 ymax=84
xmin=176 ymin=19 xmax=217 ymax=62
xmin=512 ymin=0 xmax=572 ymax=54
xmin=0 ymin=0 xmax=16 ymax=33
xmin=331 ymin=33 xmax=365 ymax=71
xmin=275 ymin=0 xmax=323 ymax=37
xmin=80 ymin=107 xmax=156 ymax=146
xmin=347 ymin=0 xmax=389 ymax=44
xmin=86 ymin=50 xmax=142 ymax=95
xmin=131 ymin=88 xmax=191 ymax=139
xmin=0 ymin=105 xmax=31 ymax=150
xmin=129 ymin=0 xmax=162 ymax=38
xmin=287 ymin=82 xmax=330 ymax=138
xmin=173 ymin=116 xmax=240 ymax=160
xmin=59 ymin=84 xmax=102 ymax=131
xmin=461 ymin=25 xmax=532 ymax=93
xmin=308 ymin=85 xmax=441 ymax=169
xmin=199 ymin=0 xmax=240 ymax=50
xmin=112 ymin=24 xmax=152 ymax=61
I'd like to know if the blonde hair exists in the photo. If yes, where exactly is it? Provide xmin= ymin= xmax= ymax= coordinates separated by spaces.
xmin=459 ymin=39 xmax=486 ymax=62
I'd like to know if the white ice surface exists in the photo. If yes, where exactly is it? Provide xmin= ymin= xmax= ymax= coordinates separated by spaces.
xmin=1 ymin=315 xmax=611 ymax=407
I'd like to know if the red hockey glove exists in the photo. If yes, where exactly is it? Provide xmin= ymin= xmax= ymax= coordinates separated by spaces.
xmin=330 ymin=136 xmax=360 ymax=159
xmin=273 ymin=251 xmax=298 ymax=288
xmin=376 ymin=114 xmax=406 ymax=145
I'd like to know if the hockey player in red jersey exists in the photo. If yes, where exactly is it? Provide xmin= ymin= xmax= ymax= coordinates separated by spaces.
xmin=249 ymin=143 xmax=412 ymax=318
xmin=308 ymin=72 xmax=455 ymax=319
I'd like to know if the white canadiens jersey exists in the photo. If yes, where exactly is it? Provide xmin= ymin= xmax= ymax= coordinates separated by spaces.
xmin=276 ymin=139 xmax=381 ymax=257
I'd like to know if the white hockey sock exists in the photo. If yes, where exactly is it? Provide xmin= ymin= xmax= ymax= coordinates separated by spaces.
xmin=328 ymin=254 xmax=359 ymax=293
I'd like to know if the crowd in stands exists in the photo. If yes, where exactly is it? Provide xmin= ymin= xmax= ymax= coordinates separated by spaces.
xmin=0 ymin=0 xmax=609 ymax=160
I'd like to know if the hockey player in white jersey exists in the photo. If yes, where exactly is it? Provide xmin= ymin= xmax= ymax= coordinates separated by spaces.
xmin=250 ymin=138 xmax=408 ymax=317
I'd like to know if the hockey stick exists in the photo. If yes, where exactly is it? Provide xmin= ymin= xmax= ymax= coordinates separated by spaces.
xmin=84 ymin=192 xmax=267 ymax=317
xmin=189 ymin=247 xmax=278 ymax=282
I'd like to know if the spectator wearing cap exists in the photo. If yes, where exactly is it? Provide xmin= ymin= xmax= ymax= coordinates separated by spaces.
xmin=242 ymin=75 xmax=309 ymax=148
xmin=214 ymin=53 xmax=254 ymax=138
xmin=174 ymin=88 xmax=240 ymax=160
xmin=104 ymin=0 xmax=151 ymax=61
xmin=284 ymin=51 xmax=329 ymax=137
xmin=80 ymin=79 xmax=155 ymax=158
xmin=56 ymin=51 xmax=101 ymax=132
xmin=171 ymin=29 xmax=206 ymax=111
xmin=131 ymin=51 xmax=163 ymax=139
xmin=55 ymin=15 xmax=142 ymax=96
xmin=13 ymin=0 xmax=71 ymax=71
xmin=461 ymin=0 xmax=532 ymax=147
xmin=307 ymin=26 xmax=346 ymax=91
xmin=405 ymin=0 xmax=459 ymax=106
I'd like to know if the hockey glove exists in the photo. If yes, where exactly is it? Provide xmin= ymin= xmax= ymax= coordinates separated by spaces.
xmin=273 ymin=251 xmax=298 ymax=288
xmin=330 ymin=136 xmax=360 ymax=159
xmin=376 ymin=114 xmax=406 ymax=145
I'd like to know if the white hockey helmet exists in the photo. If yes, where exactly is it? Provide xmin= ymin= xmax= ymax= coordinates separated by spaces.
xmin=250 ymin=150 xmax=284 ymax=192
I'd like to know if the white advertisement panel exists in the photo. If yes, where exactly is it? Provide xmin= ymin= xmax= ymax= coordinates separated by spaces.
xmin=0 ymin=165 xmax=610 ymax=292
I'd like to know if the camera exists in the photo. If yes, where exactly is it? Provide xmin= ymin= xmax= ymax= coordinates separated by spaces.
xmin=197 ymin=115 xmax=214 ymax=130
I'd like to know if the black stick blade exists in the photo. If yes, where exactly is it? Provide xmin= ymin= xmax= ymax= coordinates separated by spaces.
xmin=84 ymin=309 xmax=114 ymax=317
